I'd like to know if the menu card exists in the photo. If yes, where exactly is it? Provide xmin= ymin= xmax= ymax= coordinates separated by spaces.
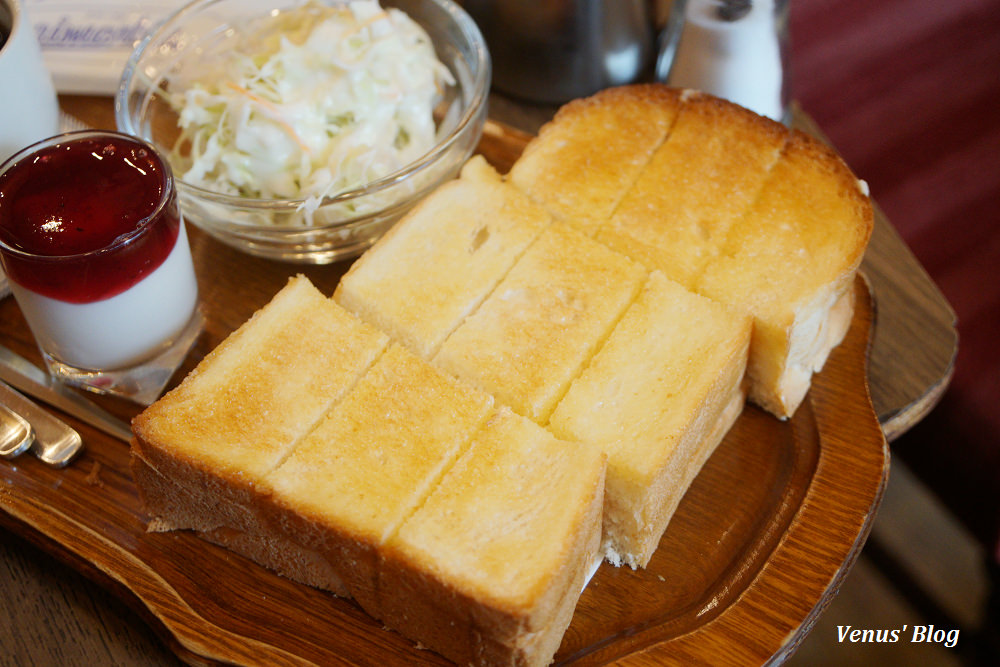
xmin=25 ymin=0 xmax=187 ymax=94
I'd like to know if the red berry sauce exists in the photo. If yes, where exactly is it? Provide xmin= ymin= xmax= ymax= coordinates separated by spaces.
xmin=0 ymin=133 xmax=180 ymax=304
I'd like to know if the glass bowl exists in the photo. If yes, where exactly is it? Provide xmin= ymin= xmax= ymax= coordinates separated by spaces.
xmin=116 ymin=0 xmax=489 ymax=264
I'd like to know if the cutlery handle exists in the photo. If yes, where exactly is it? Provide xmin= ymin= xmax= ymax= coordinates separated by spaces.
xmin=0 ymin=381 xmax=82 ymax=467
xmin=0 ymin=400 xmax=34 ymax=459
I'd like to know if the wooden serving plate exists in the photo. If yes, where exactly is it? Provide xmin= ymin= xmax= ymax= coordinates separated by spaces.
xmin=0 ymin=120 xmax=888 ymax=666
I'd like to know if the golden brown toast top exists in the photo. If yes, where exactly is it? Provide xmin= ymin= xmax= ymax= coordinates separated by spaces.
xmin=434 ymin=222 xmax=646 ymax=422
xmin=389 ymin=407 xmax=605 ymax=624
xmin=267 ymin=343 xmax=494 ymax=545
xmin=597 ymin=92 xmax=790 ymax=288
xmin=132 ymin=276 xmax=388 ymax=485
xmin=508 ymin=85 xmax=682 ymax=236
xmin=335 ymin=157 xmax=551 ymax=359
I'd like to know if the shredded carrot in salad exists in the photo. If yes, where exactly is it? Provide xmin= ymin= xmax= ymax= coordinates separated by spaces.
xmin=168 ymin=0 xmax=454 ymax=223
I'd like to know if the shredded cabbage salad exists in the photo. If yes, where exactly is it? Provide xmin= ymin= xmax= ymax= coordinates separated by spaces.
xmin=168 ymin=0 xmax=455 ymax=223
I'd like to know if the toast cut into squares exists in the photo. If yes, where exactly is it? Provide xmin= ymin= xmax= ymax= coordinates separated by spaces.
xmin=263 ymin=343 xmax=494 ymax=615
xmin=549 ymin=271 xmax=751 ymax=568
xmin=132 ymin=276 xmax=389 ymax=503
xmin=380 ymin=407 xmax=606 ymax=666
xmin=596 ymin=92 xmax=789 ymax=289
xmin=434 ymin=222 xmax=647 ymax=422
xmin=696 ymin=131 xmax=873 ymax=417
xmin=508 ymin=85 xmax=682 ymax=237
xmin=335 ymin=157 xmax=552 ymax=359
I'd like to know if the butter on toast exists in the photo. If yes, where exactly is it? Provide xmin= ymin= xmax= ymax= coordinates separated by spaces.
xmin=263 ymin=343 xmax=494 ymax=614
xmin=381 ymin=407 xmax=605 ymax=666
xmin=134 ymin=279 xmax=608 ymax=667
xmin=132 ymin=275 xmax=389 ymax=507
xmin=595 ymin=91 xmax=789 ymax=289
xmin=696 ymin=130 xmax=873 ymax=416
xmin=508 ymin=85 xmax=872 ymax=419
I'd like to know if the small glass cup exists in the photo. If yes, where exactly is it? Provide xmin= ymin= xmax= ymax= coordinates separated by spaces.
xmin=0 ymin=130 xmax=202 ymax=405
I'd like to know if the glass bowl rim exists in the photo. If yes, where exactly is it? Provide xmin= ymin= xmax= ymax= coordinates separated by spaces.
xmin=114 ymin=0 xmax=491 ymax=234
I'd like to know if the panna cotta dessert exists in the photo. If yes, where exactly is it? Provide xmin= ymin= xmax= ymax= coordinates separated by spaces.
xmin=0 ymin=131 xmax=200 ymax=398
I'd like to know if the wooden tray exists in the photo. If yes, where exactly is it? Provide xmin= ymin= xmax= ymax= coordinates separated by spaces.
xmin=0 ymin=123 xmax=888 ymax=666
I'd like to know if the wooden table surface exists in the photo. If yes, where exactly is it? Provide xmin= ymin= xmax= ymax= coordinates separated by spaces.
xmin=0 ymin=84 xmax=956 ymax=666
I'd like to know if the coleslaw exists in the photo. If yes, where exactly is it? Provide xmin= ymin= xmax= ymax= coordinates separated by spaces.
xmin=167 ymin=0 xmax=455 ymax=224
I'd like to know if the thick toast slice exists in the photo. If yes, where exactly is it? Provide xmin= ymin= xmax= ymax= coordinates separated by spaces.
xmin=696 ymin=130 xmax=873 ymax=416
xmin=595 ymin=91 xmax=789 ymax=288
xmin=380 ymin=407 xmax=605 ymax=666
xmin=132 ymin=275 xmax=389 ymax=507
xmin=549 ymin=271 xmax=751 ymax=567
xmin=263 ymin=343 xmax=495 ymax=614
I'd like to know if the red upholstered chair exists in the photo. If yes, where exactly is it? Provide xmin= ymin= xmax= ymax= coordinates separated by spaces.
xmin=790 ymin=0 xmax=1000 ymax=661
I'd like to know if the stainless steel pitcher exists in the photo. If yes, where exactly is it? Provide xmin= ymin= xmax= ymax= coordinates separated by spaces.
xmin=464 ymin=0 xmax=789 ymax=119
xmin=463 ymin=0 xmax=656 ymax=104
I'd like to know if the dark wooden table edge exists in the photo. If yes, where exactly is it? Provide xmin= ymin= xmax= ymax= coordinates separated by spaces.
xmin=766 ymin=273 xmax=893 ymax=665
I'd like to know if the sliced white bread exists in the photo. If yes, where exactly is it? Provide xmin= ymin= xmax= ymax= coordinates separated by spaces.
xmin=695 ymin=130 xmax=873 ymax=417
xmin=508 ymin=85 xmax=872 ymax=419
xmin=549 ymin=271 xmax=751 ymax=567
xmin=134 ymin=287 xmax=606 ymax=667
xmin=380 ymin=407 xmax=605 ymax=666
xmin=335 ymin=156 xmax=552 ymax=359
xmin=508 ymin=85 xmax=682 ymax=237
xmin=132 ymin=82 xmax=875 ymax=666
xmin=433 ymin=222 xmax=647 ymax=422
xmin=132 ymin=275 xmax=389 ymax=512
xmin=131 ymin=455 xmax=349 ymax=595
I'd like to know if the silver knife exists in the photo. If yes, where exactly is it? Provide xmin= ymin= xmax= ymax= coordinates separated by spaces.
xmin=0 ymin=344 xmax=133 ymax=444
xmin=0 ymin=381 xmax=83 ymax=467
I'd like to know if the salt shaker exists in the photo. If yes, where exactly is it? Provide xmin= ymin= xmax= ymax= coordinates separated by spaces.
xmin=656 ymin=0 xmax=790 ymax=123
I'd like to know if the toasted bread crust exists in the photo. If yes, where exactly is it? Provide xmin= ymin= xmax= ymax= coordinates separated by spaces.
xmin=596 ymin=91 xmax=790 ymax=288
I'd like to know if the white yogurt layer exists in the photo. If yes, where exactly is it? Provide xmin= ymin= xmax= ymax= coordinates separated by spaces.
xmin=12 ymin=222 xmax=199 ymax=370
